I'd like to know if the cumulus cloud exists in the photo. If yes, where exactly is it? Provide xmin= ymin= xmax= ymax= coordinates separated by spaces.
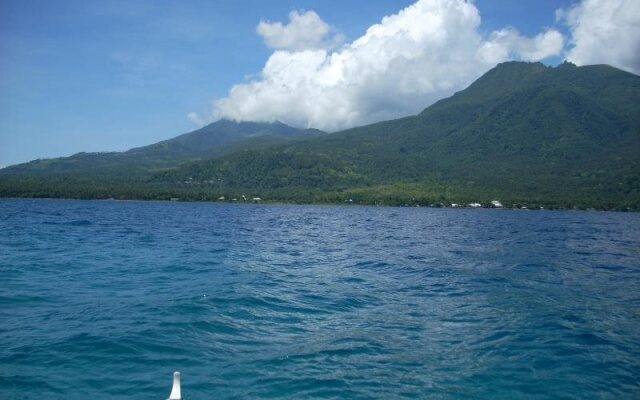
xmin=256 ymin=10 xmax=343 ymax=51
xmin=558 ymin=0 xmax=640 ymax=74
xmin=199 ymin=0 xmax=565 ymax=131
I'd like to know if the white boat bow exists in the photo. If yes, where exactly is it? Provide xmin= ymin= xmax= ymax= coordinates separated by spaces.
xmin=168 ymin=371 xmax=181 ymax=400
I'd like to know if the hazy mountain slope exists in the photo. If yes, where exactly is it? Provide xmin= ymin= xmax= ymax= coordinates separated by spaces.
xmin=1 ymin=120 xmax=322 ymax=176
xmin=157 ymin=62 xmax=640 ymax=207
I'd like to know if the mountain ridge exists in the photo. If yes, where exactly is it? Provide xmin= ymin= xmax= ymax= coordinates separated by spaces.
xmin=2 ymin=61 xmax=639 ymax=209
xmin=2 ymin=119 xmax=322 ymax=175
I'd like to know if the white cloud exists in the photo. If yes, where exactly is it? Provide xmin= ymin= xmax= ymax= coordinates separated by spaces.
xmin=256 ymin=10 xmax=343 ymax=51
xmin=478 ymin=28 xmax=564 ymax=64
xmin=558 ymin=0 xmax=640 ymax=74
xmin=187 ymin=112 xmax=205 ymax=127
xmin=205 ymin=0 xmax=564 ymax=132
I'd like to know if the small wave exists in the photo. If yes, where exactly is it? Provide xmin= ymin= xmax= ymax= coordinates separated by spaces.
xmin=42 ymin=219 xmax=92 ymax=226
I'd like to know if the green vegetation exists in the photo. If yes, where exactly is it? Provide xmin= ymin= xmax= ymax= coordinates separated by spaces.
xmin=2 ymin=61 xmax=639 ymax=210
xmin=2 ymin=120 xmax=321 ymax=176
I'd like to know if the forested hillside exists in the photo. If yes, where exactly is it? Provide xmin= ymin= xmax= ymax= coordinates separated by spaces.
xmin=2 ymin=62 xmax=639 ymax=210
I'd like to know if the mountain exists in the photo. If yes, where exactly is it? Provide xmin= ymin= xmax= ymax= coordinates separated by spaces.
xmin=1 ymin=120 xmax=322 ymax=176
xmin=2 ymin=61 xmax=639 ymax=209
xmin=134 ymin=119 xmax=322 ymax=161
xmin=154 ymin=61 xmax=640 ymax=208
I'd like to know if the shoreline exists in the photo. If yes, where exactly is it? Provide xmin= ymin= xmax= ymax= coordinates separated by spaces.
xmin=1 ymin=195 xmax=636 ymax=213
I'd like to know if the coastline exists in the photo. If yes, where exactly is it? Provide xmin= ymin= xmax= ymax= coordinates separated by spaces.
xmin=1 ymin=195 xmax=636 ymax=213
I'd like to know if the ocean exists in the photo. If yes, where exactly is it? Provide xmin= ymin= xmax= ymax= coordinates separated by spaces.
xmin=1 ymin=199 xmax=639 ymax=399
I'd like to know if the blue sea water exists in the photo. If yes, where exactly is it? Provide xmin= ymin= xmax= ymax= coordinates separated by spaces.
xmin=1 ymin=199 xmax=639 ymax=399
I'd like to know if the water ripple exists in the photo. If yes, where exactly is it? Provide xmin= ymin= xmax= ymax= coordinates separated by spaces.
xmin=0 ymin=199 xmax=639 ymax=399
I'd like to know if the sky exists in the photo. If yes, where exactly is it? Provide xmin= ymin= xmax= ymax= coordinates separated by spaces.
xmin=1 ymin=0 xmax=639 ymax=166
